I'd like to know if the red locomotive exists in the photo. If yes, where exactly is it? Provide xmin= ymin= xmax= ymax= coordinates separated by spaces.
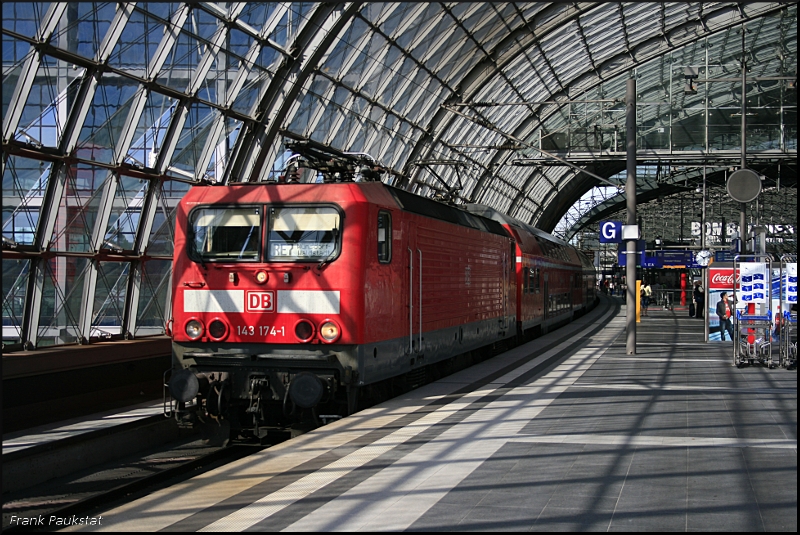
xmin=166 ymin=156 xmax=595 ymax=439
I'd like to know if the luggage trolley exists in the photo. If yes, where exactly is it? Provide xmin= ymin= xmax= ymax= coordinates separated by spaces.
xmin=779 ymin=310 xmax=796 ymax=369
xmin=734 ymin=309 xmax=773 ymax=368
xmin=778 ymin=254 xmax=797 ymax=369
xmin=732 ymin=255 xmax=774 ymax=368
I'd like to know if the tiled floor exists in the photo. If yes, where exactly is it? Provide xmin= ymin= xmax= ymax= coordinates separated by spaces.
xmin=70 ymin=296 xmax=796 ymax=532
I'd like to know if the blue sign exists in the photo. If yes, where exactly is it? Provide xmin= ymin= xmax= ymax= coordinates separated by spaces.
xmin=660 ymin=250 xmax=693 ymax=267
xmin=617 ymin=240 xmax=646 ymax=267
xmin=599 ymin=221 xmax=623 ymax=243
xmin=642 ymin=253 xmax=664 ymax=268
xmin=715 ymin=250 xmax=736 ymax=263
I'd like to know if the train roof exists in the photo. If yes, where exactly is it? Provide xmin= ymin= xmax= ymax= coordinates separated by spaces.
xmin=463 ymin=204 xmax=570 ymax=248
xmin=385 ymin=186 xmax=509 ymax=238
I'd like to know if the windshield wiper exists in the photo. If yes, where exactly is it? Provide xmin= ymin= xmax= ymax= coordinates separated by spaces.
xmin=317 ymin=228 xmax=339 ymax=270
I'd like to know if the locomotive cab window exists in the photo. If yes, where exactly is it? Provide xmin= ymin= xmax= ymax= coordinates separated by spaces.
xmin=268 ymin=206 xmax=341 ymax=261
xmin=377 ymin=211 xmax=391 ymax=263
xmin=189 ymin=207 xmax=260 ymax=262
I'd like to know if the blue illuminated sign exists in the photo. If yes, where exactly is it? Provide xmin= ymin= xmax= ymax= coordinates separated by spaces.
xmin=617 ymin=240 xmax=646 ymax=267
xmin=599 ymin=221 xmax=623 ymax=243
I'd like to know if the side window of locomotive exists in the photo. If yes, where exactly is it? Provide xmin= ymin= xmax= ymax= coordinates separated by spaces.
xmin=189 ymin=207 xmax=260 ymax=262
xmin=267 ymin=206 xmax=341 ymax=261
xmin=377 ymin=211 xmax=391 ymax=263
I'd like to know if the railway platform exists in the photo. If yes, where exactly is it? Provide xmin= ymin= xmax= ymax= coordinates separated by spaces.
xmin=49 ymin=294 xmax=798 ymax=531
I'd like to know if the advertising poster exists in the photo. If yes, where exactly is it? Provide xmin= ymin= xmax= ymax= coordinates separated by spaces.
xmin=736 ymin=262 xmax=768 ymax=305
xmin=784 ymin=263 xmax=797 ymax=305
xmin=708 ymin=267 xmax=741 ymax=342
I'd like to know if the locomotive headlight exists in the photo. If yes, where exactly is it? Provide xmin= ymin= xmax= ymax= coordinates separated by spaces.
xmin=319 ymin=320 xmax=341 ymax=343
xmin=208 ymin=319 xmax=227 ymax=340
xmin=185 ymin=319 xmax=203 ymax=340
xmin=294 ymin=319 xmax=315 ymax=343
xmin=255 ymin=270 xmax=268 ymax=284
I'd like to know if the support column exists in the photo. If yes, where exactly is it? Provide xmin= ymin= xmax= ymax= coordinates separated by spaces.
xmin=739 ymin=27 xmax=748 ymax=254
xmin=626 ymin=78 xmax=637 ymax=355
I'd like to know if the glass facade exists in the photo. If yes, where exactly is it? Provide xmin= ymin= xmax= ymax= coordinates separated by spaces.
xmin=2 ymin=2 xmax=796 ymax=350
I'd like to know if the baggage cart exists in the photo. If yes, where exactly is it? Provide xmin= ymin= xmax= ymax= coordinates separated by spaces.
xmin=778 ymin=254 xmax=797 ymax=369
xmin=732 ymin=255 xmax=773 ymax=368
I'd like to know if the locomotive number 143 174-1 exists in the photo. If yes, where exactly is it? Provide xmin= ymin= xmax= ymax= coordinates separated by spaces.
xmin=237 ymin=325 xmax=286 ymax=336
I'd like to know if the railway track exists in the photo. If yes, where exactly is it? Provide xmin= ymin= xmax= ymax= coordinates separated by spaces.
xmin=2 ymin=433 xmax=266 ymax=532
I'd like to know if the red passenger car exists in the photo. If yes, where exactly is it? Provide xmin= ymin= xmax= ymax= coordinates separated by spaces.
xmin=465 ymin=206 xmax=597 ymax=338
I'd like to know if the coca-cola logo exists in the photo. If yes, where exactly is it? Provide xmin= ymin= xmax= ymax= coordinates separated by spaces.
xmin=711 ymin=273 xmax=735 ymax=285
xmin=709 ymin=270 xmax=740 ymax=288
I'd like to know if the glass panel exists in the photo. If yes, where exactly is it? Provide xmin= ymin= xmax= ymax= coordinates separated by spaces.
xmin=49 ymin=2 xmax=116 ymax=60
xmin=154 ymin=25 xmax=199 ymax=93
xmin=91 ymin=261 xmax=129 ymax=338
xmin=2 ymin=258 xmax=29 ymax=345
xmin=227 ymin=27 xmax=253 ymax=62
xmin=267 ymin=206 xmax=340 ymax=261
xmin=37 ymin=256 xmax=88 ymax=347
xmin=15 ymin=56 xmax=83 ymax=148
xmin=138 ymin=3 xmax=183 ymax=21
xmin=203 ymin=116 xmax=242 ymax=182
xmin=189 ymin=206 xmax=261 ymax=261
xmin=145 ymin=184 xmax=177 ymax=256
xmin=77 ymin=78 xmax=140 ymax=164
xmin=169 ymin=102 xmax=214 ymax=178
xmin=237 ymin=3 xmax=281 ymax=34
xmin=230 ymin=69 xmax=272 ymax=116
xmin=107 ymin=7 xmax=168 ymax=72
xmin=2 ymin=156 xmax=50 ymax=246
xmin=135 ymin=258 xmax=171 ymax=337
xmin=2 ymin=39 xmax=33 ymax=123
xmin=125 ymin=91 xmax=175 ymax=168
xmin=2 ymin=2 xmax=50 ymax=33
xmin=103 ymin=175 xmax=148 ymax=251
xmin=49 ymin=164 xmax=110 ymax=253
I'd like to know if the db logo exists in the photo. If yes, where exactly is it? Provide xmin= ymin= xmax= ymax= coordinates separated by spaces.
xmin=246 ymin=291 xmax=274 ymax=312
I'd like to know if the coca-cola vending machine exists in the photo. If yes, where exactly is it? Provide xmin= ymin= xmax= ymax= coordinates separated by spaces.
xmin=707 ymin=266 xmax=741 ymax=342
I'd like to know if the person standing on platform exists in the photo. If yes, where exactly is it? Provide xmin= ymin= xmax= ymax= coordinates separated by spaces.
xmin=716 ymin=292 xmax=735 ymax=341
xmin=641 ymin=281 xmax=652 ymax=316
xmin=693 ymin=280 xmax=705 ymax=318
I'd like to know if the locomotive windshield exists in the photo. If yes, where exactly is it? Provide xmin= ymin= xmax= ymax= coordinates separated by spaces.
xmin=189 ymin=207 xmax=260 ymax=261
xmin=268 ymin=206 xmax=340 ymax=261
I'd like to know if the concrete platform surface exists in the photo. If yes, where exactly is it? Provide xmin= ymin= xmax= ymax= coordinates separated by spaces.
xmin=63 ymin=296 xmax=796 ymax=532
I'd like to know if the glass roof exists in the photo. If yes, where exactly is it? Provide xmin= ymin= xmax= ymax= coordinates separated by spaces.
xmin=2 ymin=2 xmax=796 ymax=350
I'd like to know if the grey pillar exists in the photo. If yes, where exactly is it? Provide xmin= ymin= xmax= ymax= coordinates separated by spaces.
xmin=626 ymin=78 xmax=637 ymax=355
xmin=739 ymin=29 xmax=748 ymax=254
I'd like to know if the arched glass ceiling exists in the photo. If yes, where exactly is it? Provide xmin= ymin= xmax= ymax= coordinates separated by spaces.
xmin=2 ymin=2 xmax=796 ymax=350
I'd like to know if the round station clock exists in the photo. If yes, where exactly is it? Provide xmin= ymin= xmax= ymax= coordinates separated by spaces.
xmin=694 ymin=249 xmax=713 ymax=266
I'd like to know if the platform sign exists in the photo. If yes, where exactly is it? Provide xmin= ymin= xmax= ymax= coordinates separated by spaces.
xmin=642 ymin=253 xmax=663 ymax=268
xmin=617 ymin=240 xmax=645 ymax=267
xmin=599 ymin=221 xmax=623 ymax=243
xmin=715 ymin=250 xmax=737 ymax=263
xmin=660 ymin=250 xmax=692 ymax=267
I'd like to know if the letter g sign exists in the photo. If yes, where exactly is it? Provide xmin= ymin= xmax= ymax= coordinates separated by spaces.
xmin=599 ymin=221 xmax=623 ymax=243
